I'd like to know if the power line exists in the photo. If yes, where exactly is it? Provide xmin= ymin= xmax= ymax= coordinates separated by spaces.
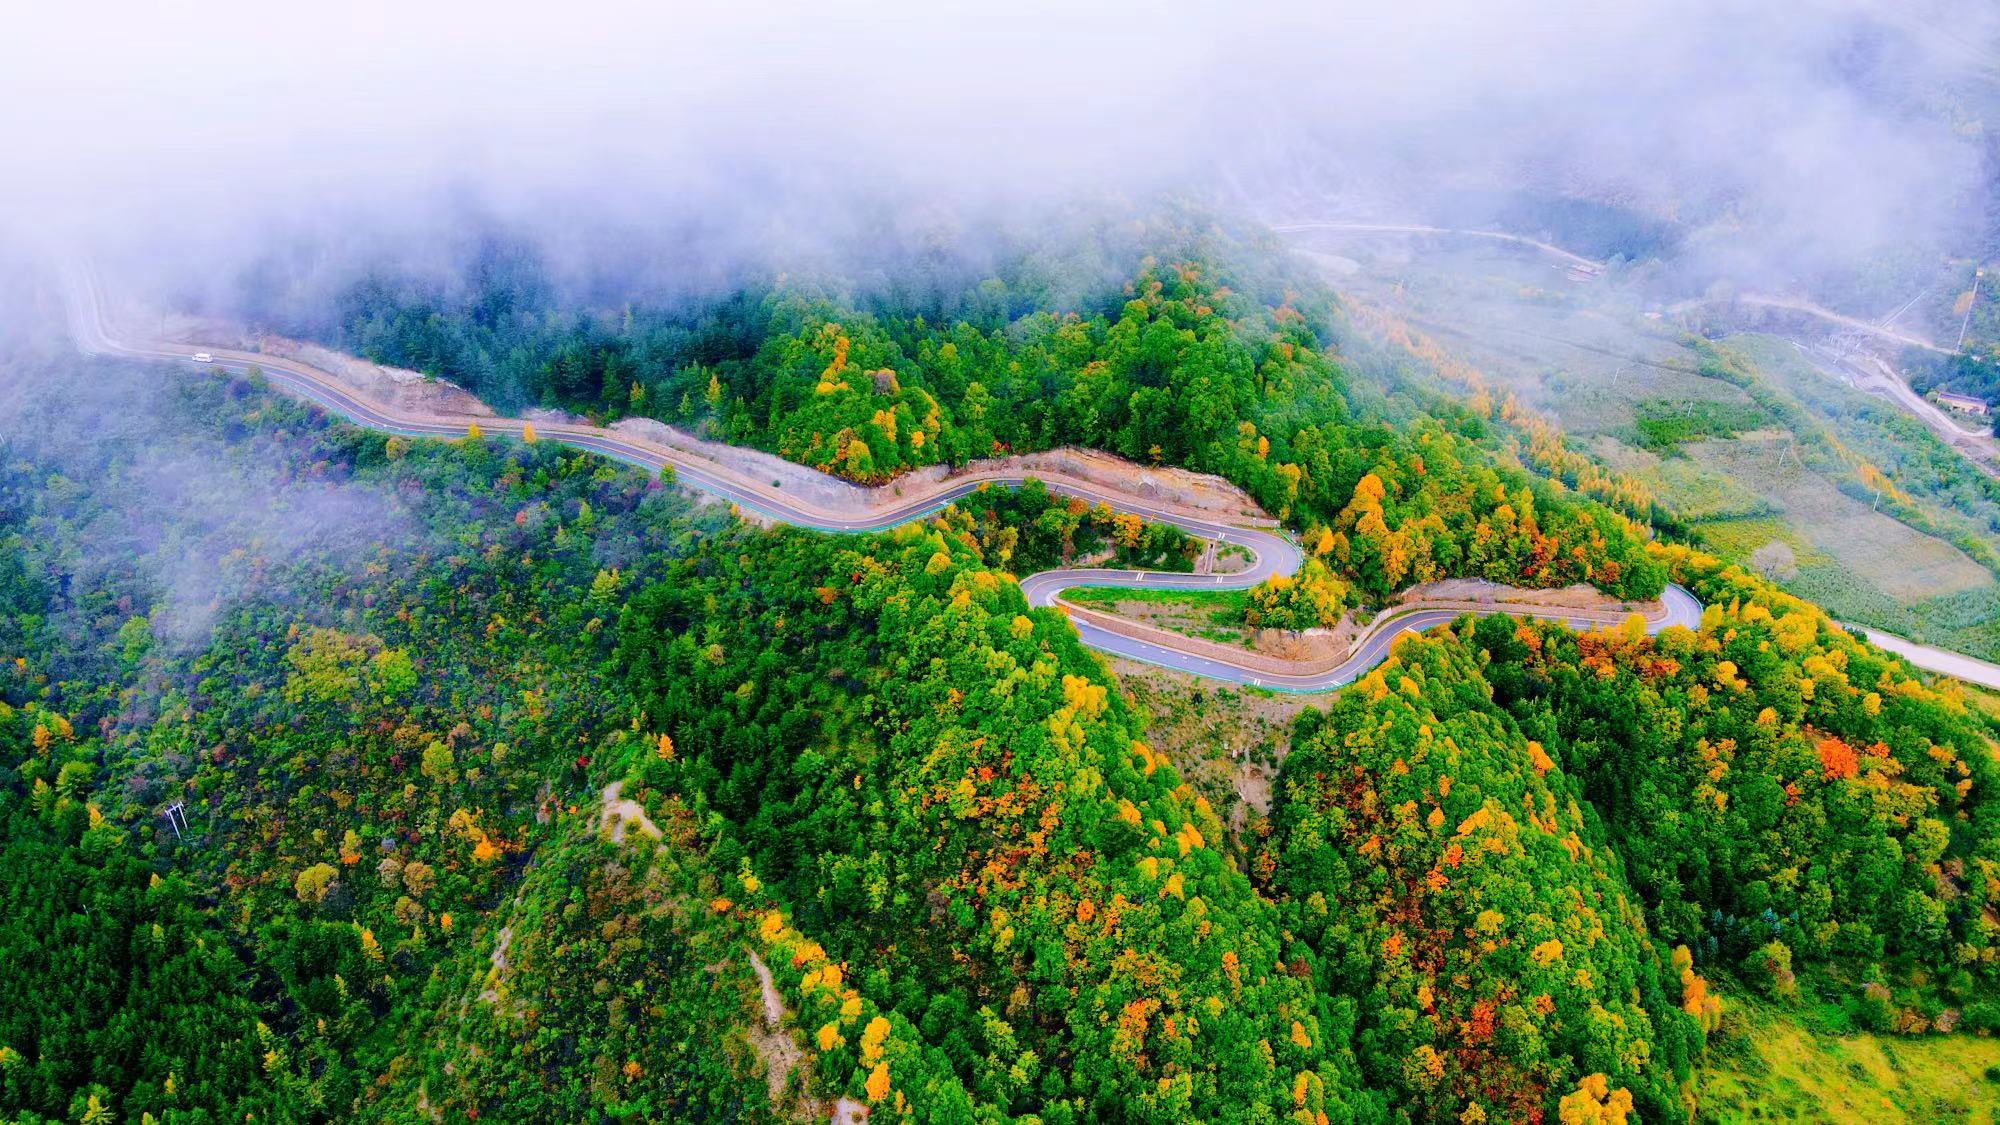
xmin=1878 ymin=285 xmax=1928 ymax=330
xmin=1959 ymin=269 xmax=1983 ymax=354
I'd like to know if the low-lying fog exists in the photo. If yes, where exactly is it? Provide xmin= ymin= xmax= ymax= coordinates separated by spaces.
xmin=2 ymin=0 xmax=1996 ymax=311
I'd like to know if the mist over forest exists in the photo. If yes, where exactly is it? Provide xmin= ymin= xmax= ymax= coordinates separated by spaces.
xmin=4 ymin=0 xmax=1998 ymax=312
xmin=8 ymin=5 xmax=2000 ymax=1125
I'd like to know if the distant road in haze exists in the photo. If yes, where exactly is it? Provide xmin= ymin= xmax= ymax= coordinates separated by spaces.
xmin=1275 ymin=219 xmax=1956 ymax=355
xmin=1270 ymin=220 xmax=1604 ymax=271
xmin=1675 ymin=293 xmax=1955 ymax=356
xmin=1786 ymin=339 xmax=2000 ymax=479
xmin=62 ymin=263 xmax=1715 ymax=693
xmin=1275 ymin=221 xmax=2000 ymax=688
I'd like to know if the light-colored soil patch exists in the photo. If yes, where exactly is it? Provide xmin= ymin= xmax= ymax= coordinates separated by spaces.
xmin=118 ymin=296 xmax=494 ymax=419
xmin=475 ymin=876 xmax=535 ymax=1010
xmin=1398 ymin=578 xmax=1652 ymax=614
xmin=982 ymin=448 xmax=1266 ymax=520
xmin=599 ymin=780 xmax=662 ymax=843
xmin=267 ymin=338 xmax=494 ymax=417
xmin=477 ymin=925 xmax=512 ymax=1005
xmin=1108 ymin=658 xmax=1319 ymax=834
xmin=524 ymin=405 xmax=588 ymax=426
xmin=744 ymin=950 xmax=807 ymax=1110
xmin=1234 ymin=761 xmax=1275 ymax=820
xmin=1254 ymin=626 xmax=1351 ymax=664
xmin=746 ymin=949 xmax=786 ymax=1029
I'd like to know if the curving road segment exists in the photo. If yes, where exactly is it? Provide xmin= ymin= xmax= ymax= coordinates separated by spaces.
xmin=61 ymin=264 xmax=1702 ymax=693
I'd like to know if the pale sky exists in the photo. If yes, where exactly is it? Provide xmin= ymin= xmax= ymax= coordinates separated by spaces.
xmin=2 ymin=0 xmax=1992 ymax=287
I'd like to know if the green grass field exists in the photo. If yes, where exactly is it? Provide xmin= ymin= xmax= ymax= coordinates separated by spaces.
xmin=1630 ymin=396 xmax=1770 ymax=452
xmin=1697 ymin=997 xmax=2000 ymax=1123
xmin=1686 ymin=437 xmax=1990 ymax=602
xmin=1323 ymin=241 xmax=2000 ymax=660
xmin=1063 ymin=586 xmax=1253 ymax=646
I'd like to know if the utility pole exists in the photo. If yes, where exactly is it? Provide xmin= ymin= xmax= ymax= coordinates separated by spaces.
xmin=162 ymin=801 xmax=191 ymax=842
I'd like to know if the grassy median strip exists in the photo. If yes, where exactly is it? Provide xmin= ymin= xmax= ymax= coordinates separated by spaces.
xmin=1063 ymin=585 xmax=1253 ymax=646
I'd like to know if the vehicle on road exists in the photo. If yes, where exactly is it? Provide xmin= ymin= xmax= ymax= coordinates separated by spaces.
xmin=192 ymin=352 xmax=213 ymax=363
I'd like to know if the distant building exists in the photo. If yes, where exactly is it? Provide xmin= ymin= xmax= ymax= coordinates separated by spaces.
xmin=1936 ymin=390 xmax=1990 ymax=416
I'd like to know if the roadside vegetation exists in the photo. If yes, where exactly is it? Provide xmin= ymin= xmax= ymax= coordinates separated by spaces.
xmin=1713 ymin=334 xmax=2000 ymax=657
xmin=1627 ymin=397 xmax=1768 ymax=454
xmin=1316 ymin=236 xmax=2000 ymax=661
xmin=1695 ymin=995 xmax=2000 ymax=1123
xmin=937 ymin=479 xmax=1200 ymax=575
xmin=1063 ymin=586 xmax=1254 ymax=647
xmin=316 ymin=219 xmax=1668 ymax=621
xmin=4 ymin=223 xmax=1999 ymax=1123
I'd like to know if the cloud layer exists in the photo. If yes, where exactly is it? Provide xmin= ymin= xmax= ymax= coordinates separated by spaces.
xmin=3 ymin=0 xmax=1995 ymax=295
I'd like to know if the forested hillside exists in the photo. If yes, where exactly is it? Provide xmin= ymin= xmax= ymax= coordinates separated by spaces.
xmin=320 ymin=222 xmax=1665 ymax=610
xmin=5 ymin=222 xmax=1999 ymax=1124
xmin=0 ymin=360 xmax=770 ymax=1121
xmin=1262 ymin=549 xmax=2000 ymax=1122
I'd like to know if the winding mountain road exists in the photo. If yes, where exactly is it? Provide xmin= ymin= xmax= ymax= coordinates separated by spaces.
xmin=1274 ymin=219 xmax=1956 ymax=355
xmin=1271 ymin=222 xmax=2000 ymax=689
xmin=62 ymin=266 xmax=1707 ymax=692
xmin=1271 ymin=221 xmax=1603 ymax=271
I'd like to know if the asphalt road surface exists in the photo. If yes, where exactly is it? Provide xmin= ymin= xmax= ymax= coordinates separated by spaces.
xmin=67 ymin=265 xmax=1709 ymax=692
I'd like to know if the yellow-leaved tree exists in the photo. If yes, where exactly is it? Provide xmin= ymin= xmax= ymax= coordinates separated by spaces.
xmin=859 ymin=1015 xmax=891 ymax=1065
xmin=1557 ymin=1074 xmax=1634 ymax=1125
